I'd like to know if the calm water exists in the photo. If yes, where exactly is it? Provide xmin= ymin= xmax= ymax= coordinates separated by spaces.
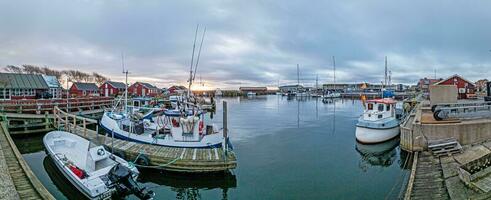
xmin=13 ymin=96 xmax=410 ymax=199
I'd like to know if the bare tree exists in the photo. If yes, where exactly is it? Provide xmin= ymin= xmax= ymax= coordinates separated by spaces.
xmin=93 ymin=72 xmax=108 ymax=85
xmin=4 ymin=65 xmax=23 ymax=73
xmin=22 ymin=65 xmax=44 ymax=74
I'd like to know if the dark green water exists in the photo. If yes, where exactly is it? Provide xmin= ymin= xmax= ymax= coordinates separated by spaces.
xmin=13 ymin=96 xmax=410 ymax=199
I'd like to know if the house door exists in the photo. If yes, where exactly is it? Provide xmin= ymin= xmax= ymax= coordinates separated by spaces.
xmin=142 ymin=88 xmax=146 ymax=96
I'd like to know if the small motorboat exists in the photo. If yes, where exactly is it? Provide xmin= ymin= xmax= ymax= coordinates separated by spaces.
xmin=246 ymin=92 xmax=257 ymax=96
xmin=43 ymin=131 xmax=154 ymax=200
xmin=355 ymin=98 xmax=400 ymax=144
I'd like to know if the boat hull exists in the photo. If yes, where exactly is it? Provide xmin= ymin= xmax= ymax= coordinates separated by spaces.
xmin=355 ymin=125 xmax=400 ymax=144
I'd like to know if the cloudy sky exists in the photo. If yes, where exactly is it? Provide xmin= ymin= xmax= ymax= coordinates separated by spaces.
xmin=1 ymin=0 xmax=491 ymax=89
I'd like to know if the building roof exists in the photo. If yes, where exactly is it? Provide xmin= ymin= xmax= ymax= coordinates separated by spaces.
xmin=279 ymin=84 xmax=303 ymax=88
xmin=0 ymin=73 xmax=49 ymax=89
xmin=434 ymin=74 xmax=475 ymax=87
xmin=72 ymin=82 xmax=98 ymax=91
xmin=42 ymin=75 xmax=61 ymax=88
xmin=137 ymin=82 xmax=159 ymax=90
xmin=367 ymin=98 xmax=397 ymax=104
xmin=105 ymin=81 xmax=126 ymax=89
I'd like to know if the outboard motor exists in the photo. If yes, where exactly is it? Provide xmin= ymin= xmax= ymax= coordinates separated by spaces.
xmin=108 ymin=164 xmax=154 ymax=200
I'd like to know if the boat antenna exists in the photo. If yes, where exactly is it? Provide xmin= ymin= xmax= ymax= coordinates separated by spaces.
xmin=188 ymin=24 xmax=200 ymax=98
xmin=192 ymin=27 xmax=206 ymax=83
xmin=384 ymin=56 xmax=388 ymax=88
xmin=122 ymin=52 xmax=129 ymax=112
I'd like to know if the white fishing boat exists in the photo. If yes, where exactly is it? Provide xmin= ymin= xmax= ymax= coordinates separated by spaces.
xmin=100 ymin=26 xmax=230 ymax=149
xmin=100 ymin=108 xmax=225 ymax=148
xmin=355 ymin=98 xmax=400 ymax=144
xmin=43 ymin=131 xmax=153 ymax=199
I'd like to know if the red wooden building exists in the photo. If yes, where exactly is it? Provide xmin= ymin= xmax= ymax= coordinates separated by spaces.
xmin=128 ymin=82 xmax=160 ymax=97
xmin=69 ymin=82 xmax=99 ymax=97
xmin=99 ymin=81 xmax=126 ymax=97
xmin=434 ymin=74 xmax=475 ymax=99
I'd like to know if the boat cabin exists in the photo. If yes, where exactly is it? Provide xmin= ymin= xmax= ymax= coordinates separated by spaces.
xmin=363 ymin=99 xmax=396 ymax=121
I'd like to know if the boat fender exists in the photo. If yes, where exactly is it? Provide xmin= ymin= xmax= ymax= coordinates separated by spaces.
xmin=97 ymin=148 xmax=106 ymax=156
xmin=113 ymin=150 xmax=126 ymax=160
xmin=135 ymin=154 xmax=150 ymax=166
xmin=199 ymin=120 xmax=204 ymax=135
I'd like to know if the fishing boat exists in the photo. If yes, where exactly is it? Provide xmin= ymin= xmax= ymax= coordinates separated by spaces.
xmin=100 ymin=107 xmax=225 ymax=148
xmin=43 ymin=131 xmax=153 ymax=199
xmin=355 ymin=98 xmax=400 ymax=143
xmin=101 ymin=26 xmax=228 ymax=149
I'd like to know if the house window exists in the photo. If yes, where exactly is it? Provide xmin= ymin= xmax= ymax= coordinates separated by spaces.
xmin=0 ymin=89 xmax=11 ymax=100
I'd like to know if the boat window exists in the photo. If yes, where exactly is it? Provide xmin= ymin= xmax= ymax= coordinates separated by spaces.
xmin=378 ymin=114 xmax=383 ymax=119
xmin=386 ymin=104 xmax=391 ymax=111
xmin=368 ymin=104 xmax=373 ymax=110
xmin=378 ymin=104 xmax=384 ymax=111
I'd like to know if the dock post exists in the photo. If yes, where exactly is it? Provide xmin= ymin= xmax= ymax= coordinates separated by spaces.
xmin=223 ymin=101 xmax=228 ymax=153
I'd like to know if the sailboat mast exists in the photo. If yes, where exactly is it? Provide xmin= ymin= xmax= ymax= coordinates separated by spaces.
xmin=297 ymin=64 xmax=300 ymax=90
xmin=332 ymin=56 xmax=336 ymax=90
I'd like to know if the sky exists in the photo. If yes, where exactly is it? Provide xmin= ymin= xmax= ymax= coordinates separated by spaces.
xmin=1 ymin=0 xmax=491 ymax=89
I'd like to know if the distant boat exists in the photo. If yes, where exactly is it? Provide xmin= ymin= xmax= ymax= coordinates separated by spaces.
xmin=43 ymin=131 xmax=153 ymax=199
xmin=323 ymin=91 xmax=341 ymax=99
xmin=355 ymin=98 xmax=400 ymax=144
xmin=247 ymin=92 xmax=257 ymax=96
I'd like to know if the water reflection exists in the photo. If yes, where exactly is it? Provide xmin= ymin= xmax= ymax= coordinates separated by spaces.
xmin=43 ymin=156 xmax=90 ymax=200
xmin=138 ymin=170 xmax=237 ymax=200
xmin=355 ymin=138 xmax=399 ymax=171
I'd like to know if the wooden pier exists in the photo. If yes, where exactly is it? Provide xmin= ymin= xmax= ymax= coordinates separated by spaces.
xmin=53 ymin=106 xmax=237 ymax=173
xmin=0 ymin=121 xmax=54 ymax=200
xmin=0 ymin=97 xmax=112 ymax=135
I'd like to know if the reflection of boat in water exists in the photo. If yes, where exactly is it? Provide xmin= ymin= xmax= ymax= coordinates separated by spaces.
xmin=44 ymin=155 xmax=92 ymax=200
xmin=356 ymin=138 xmax=399 ymax=169
xmin=138 ymin=169 xmax=237 ymax=200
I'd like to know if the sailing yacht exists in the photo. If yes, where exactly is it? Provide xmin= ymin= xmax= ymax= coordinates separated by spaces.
xmin=322 ymin=56 xmax=341 ymax=100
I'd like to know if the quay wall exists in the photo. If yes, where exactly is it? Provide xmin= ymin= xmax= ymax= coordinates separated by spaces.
xmin=401 ymin=104 xmax=491 ymax=152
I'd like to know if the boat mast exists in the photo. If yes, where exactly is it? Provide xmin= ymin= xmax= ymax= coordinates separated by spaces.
xmin=384 ymin=56 xmax=388 ymax=88
xmin=121 ymin=52 xmax=128 ymax=112
xmin=332 ymin=56 xmax=336 ymax=91
xmin=187 ymin=25 xmax=199 ymax=98
xmin=297 ymin=64 xmax=300 ymax=92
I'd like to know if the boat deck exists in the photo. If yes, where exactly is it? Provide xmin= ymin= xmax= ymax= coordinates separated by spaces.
xmin=0 ymin=122 xmax=54 ymax=200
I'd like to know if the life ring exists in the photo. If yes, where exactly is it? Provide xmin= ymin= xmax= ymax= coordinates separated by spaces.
xmin=112 ymin=150 xmax=126 ymax=160
xmin=135 ymin=154 xmax=150 ymax=166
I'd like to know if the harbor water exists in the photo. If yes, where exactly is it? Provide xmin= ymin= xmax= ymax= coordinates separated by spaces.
xmin=13 ymin=95 xmax=410 ymax=199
